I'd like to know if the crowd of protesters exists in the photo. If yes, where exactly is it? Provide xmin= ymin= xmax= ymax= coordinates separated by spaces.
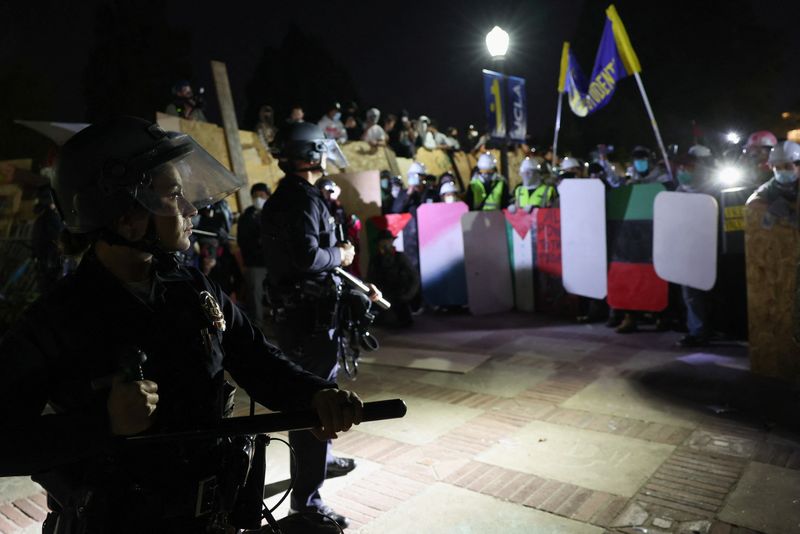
xmin=25 ymin=81 xmax=796 ymax=348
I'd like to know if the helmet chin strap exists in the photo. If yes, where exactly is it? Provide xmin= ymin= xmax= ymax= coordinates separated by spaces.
xmin=100 ymin=216 xmax=177 ymax=267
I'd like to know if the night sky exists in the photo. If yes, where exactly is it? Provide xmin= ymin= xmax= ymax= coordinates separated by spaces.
xmin=2 ymin=0 xmax=799 ymax=159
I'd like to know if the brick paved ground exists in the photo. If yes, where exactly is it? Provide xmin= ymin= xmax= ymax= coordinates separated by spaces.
xmin=2 ymin=312 xmax=798 ymax=533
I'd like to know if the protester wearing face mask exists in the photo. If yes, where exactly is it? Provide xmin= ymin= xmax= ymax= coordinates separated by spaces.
xmin=362 ymin=107 xmax=387 ymax=147
xmin=466 ymin=152 xmax=509 ymax=211
xmin=741 ymin=130 xmax=778 ymax=185
xmin=237 ymin=183 xmax=272 ymax=325
xmin=511 ymin=157 xmax=556 ymax=212
xmin=318 ymin=102 xmax=347 ymax=144
xmin=626 ymin=146 xmax=670 ymax=185
xmin=668 ymin=154 xmax=712 ymax=347
xmin=747 ymin=140 xmax=800 ymax=227
xmin=439 ymin=181 xmax=459 ymax=204
xmin=404 ymin=161 xmax=437 ymax=213
xmin=385 ymin=176 xmax=410 ymax=214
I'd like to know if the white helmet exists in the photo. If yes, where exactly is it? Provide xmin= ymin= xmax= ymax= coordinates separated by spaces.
xmin=366 ymin=107 xmax=380 ymax=123
xmin=407 ymin=161 xmax=427 ymax=185
xmin=768 ymin=141 xmax=800 ymax=165
xmin=477 ymin=152 xmax=497 ymax=171
xmin=439 ymin=181 xmax=457 ymax=195
xmin=519 ymin=157 xmax=537 ymax=175
xmin=560 ymin=156 xmax=581 ymax=171
xmin=688 ymin=144 xmax=712 ymax=158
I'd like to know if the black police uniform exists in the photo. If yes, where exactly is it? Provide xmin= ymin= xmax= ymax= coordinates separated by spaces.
xmin=0 ymin=248 xmax=334 ymax=532
xmin=261 ymin=173 xmax=343 ymax=513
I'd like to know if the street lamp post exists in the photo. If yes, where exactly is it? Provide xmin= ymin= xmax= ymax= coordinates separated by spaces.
xmin=486 ymin=26 xmax=510 ymax=179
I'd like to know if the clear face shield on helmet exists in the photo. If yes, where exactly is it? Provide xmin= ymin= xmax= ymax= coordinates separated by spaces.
xmin=133 ymin=138 xmax=245 ymax=217
xmin=321 ymin=138 xmax=348 ymax=169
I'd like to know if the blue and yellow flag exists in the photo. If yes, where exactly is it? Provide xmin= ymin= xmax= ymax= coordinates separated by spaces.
xmin=558 ymin=4 xmax=641 ymax=117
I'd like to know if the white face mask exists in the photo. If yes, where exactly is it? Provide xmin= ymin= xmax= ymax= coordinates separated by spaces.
xmin=443 ymin=194 xmax=456 ymax=204
xmin=253 ymin=197 xmax=267 ymax=210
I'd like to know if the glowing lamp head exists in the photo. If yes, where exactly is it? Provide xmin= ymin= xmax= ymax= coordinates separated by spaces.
xmin=486 ymin=26 xmax=509 ymax=58
xmin=725 ymin=132 xmax=741 ymax=144
xmin=717 ymin=165 xmax=744 ymax=186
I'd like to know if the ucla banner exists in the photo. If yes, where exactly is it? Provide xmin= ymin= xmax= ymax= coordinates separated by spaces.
xmin=483 ymin=69 xmax=506 ymax=139
xmin=558 ymin=4 xmax=642 ymax=117
xmin=506 ymin=75 xmax=527 ymax=142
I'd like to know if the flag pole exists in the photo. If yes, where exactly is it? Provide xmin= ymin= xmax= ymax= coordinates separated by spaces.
xmin=552 ymin=92 xmax=563 ymax=165
xmin=633 ymin=71 xmax=673 ymax=183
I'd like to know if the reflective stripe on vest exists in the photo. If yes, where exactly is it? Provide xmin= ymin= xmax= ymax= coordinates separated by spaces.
xmin=470 ymin=178 xmax=505 ymax=210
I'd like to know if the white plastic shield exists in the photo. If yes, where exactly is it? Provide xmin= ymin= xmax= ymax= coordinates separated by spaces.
xmin=653 ymin=191 xmax=718 ymax=291
xmin=461 ymin=211 xmax=514 ymax=315
xmin=559 ymin=179 xmax=607 ymax=299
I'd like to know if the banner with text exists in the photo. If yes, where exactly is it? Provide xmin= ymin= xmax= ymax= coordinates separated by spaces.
xmin=483 ymin=70 xmax=527 ymax=142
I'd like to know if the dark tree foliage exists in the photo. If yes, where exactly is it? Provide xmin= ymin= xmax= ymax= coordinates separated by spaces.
xmin=83 ymin=0 xmax=193 ymax=122
xmin=558 ymin=0 xmax=786 ymax=158
xmin=243 ymin=24 xmax=360 ymax=130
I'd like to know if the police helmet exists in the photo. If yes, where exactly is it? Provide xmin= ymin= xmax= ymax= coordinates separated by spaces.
xmin=54 ymin=116 xmax=243 ymax=233
xmin=282 ymin=122 xmax=348 ymax=168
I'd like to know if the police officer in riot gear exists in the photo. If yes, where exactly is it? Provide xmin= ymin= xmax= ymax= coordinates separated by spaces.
xmin=0 ymin=116 xmax=364 ymax=533
xmin=262 ymin=121 xmax=382 ymax=530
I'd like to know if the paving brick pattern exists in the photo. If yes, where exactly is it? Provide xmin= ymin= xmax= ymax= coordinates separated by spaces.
xmin=2 ymin=314 xmax=787 ymax=533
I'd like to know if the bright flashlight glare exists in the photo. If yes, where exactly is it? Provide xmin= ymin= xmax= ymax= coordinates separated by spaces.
xmin=486 ymin=26 xmax=509 ymax=58
xmin=717 ymin=165 xmax=744 ymax=185
xmin=726 ymin=132 xmax=741 ymax=144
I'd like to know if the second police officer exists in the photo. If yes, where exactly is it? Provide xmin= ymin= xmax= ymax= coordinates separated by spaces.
xmin=261 ymin=122 xmax=382 ymax=530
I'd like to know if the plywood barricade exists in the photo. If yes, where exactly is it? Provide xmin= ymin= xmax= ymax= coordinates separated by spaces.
xmin=744 ymin=202 xmax=800 ymax=382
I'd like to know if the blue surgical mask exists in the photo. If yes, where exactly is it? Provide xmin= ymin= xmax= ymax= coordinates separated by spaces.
xmin=677 ymin=170 xmax=693 ymax=185
xmin=633 ymin=159 xmax=649 ymax=174
xmin=333 ymin=112 xmax=342 ymax=121
xmin=774 ymin=169 xmax=798 ymax=184
xmin=408 ymin=174 xmax=420 ymax=186
xmin=380 ymin=178 xmax=389 ymax=189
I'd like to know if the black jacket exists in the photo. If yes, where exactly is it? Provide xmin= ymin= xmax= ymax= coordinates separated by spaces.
xmin=261 ymin=174 xmax=342 ymax=287
xmin=237 ymin=205 xmax=265 ymax=267
xmin=0 ymin=249 xmax=333 ymax=480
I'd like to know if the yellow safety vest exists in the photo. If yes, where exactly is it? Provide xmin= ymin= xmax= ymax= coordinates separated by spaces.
xmin=470 ymin=178 xmax=505 ymax=211
xmin=515 ymin=184 xmax=554 ymax=208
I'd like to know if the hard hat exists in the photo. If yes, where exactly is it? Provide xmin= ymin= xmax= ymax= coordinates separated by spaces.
xmin=419 ymin=115 xmax=430 ymax=124
xmin=407 ymin=161 xmax=427 ymax=186
xmin=560 ymin=156 xmax=581 ymax=171
xmin=440 ymin=182 xmax=457 ymax=195
xmin=688 ymin=144 xmax=712 ymax=158
xmin=631 ymin=146 xmax=652 ymax=159
xmin=745 ymin=131 xmax=777 ymax=149
xmin=477 ymin=152 xmax=497 ymax=171
xmin=282 ymin=122 xmax=348 ymax=168
xmin=54 ymin=116 xmax=243 ymax=233
xmin=767 ymin=140 xmax=800 ymax=165
xmin=519 ymin=157 xmax=537 ymax=175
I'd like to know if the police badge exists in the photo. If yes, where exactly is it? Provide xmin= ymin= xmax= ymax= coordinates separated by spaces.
xmin=199 ymin=290 xmax=226 ymax=332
